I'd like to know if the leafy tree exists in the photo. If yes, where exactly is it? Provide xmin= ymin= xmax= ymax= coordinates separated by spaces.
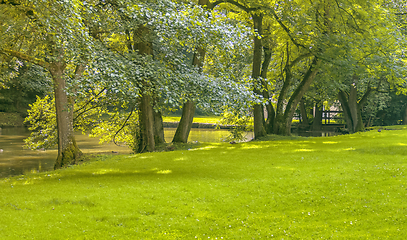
xmin=0 ymin=0 xmax=92 ymax=168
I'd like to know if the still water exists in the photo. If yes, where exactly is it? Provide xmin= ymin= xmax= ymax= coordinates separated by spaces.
xmin=0 ymin=127 xmax=253 ymax=178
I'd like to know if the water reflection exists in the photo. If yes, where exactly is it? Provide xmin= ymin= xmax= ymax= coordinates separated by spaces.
xmin=0 ymin=127 xmax=253 ymax=178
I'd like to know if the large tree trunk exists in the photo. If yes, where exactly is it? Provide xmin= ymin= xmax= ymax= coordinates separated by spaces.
xmin=135 ymin=25 xmax=156 ymax=152
xmin=172 ymin=100 xmax=196 ymax=143
xmin=252 ymin=13 xmax=267 ymax=139
xmin=52 ymin=61 xmax=82 ymax=169
xmin=274 ymin=57 xmax=319 ymax=135
xmin=273 ymin=44 xmax=293 ymax=135
xmin=338 ymin=82 xmax=372 ymax=133
xmin=138 ymin=94 xmax=155 ymax=152
xmin=338 ymin=90 xmax=354 ymax=132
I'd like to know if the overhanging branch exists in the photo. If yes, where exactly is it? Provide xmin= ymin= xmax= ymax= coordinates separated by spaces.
xmin=209 ymin=0 xmax=260 ymax=12
xmin=0 ymin=49 xmax=49 ymax=69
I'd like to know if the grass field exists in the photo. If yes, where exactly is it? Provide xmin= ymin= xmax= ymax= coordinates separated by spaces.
xmin=1 ymin=126 xmax=407 ymax=239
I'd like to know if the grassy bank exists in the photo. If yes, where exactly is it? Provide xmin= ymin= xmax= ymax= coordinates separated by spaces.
xmin=1 ymin=127 xmax=407 ymax=239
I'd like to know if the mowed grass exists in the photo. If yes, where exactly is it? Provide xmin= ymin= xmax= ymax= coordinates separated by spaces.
xmin=1 ymin=127 xmax=407 ymax=239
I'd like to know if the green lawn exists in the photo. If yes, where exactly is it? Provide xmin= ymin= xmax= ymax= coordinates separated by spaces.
xmin=1 ymin=127 xmax=407 ymax=239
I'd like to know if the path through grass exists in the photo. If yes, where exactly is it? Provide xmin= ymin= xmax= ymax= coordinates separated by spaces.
xmin=1 ymin=127 xmax=407 ymax=239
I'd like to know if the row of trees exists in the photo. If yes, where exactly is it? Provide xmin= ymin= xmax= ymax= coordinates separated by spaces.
xmin=1 ymin=0 xmax=406 ymax=168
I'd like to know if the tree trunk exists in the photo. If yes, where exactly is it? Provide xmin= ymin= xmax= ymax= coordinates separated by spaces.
xmin=312 ymin=101 xmax=323 ymax=131
xmin=276 ymin=57 xmax=319 ymax=135
xmin=172 ymin=100 xmax=196 ymax=143
xmin=261 ymin=47 xmax=274 ymax=134
xmin=51 ymin=61 xmax=82 ymax=169
xmin=138 ymin=94 xmax=155 ymax=152
xmin=154 ymin=109 xmax=165 ymax=145
xmin=338 ymin=90 xmax=353 ymax=132
xmin=404 ymin=105 xmax=407 ymax=125
xmin=338 ymin=82 xmax=372 ymax=133
xmin=348 ymin=84 xmax=359 ymax=132
xmin=273 ymin=43 xmax=292 ymax=135
xmin=252 ymin=13 xmax=267 ymax=139
xmin=299 ymin=98 xmax=309 ymax=126
xmin=134 ymin=25 xmax=156 ymax=152
xmin=172 ymin=0 xmax=208 ymax=143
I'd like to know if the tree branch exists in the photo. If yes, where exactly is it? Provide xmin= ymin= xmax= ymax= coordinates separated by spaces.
xmin=0 ymin=49 xmax=49 ymax=69
xmin=267 ymin=8 xmax=308 ymax=49
xmin=209 ymin=0 xmax=260 ymax=12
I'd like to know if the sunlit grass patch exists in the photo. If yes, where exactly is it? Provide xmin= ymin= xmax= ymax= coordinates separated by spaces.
xmin=1 ymin=128 xmax=407 ymax=238
xmin=163 ymin=115 xmax=223 ymax=124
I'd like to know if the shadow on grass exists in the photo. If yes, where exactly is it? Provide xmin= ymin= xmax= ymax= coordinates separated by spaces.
xmin=356 ymin=145 xmax=407 ymax=156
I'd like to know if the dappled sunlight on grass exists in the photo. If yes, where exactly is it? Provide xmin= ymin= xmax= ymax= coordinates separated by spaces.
xmin=156 ymin=170 xmax=172 ymax=174
xmin=295 ymin=148 xmax=315 ymax=152
xmin=173 ymin=157 xmax=188 ymax=161
xmin=241 ymin=144 xmax=269 ymax=149
xmin=188 ymin=144 xmax=221 ymax=151
xmin=323 ymin=141 xmax=339 ymax=144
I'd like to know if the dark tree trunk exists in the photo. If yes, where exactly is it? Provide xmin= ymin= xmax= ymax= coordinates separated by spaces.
xmin=273 ymin=44 xmax=292 ymax=135
xmin=404 ymin=105 xmax=407 ymax=125
xmin=134 ymin=25 xmax=156 ymax=152
xmin=154 ymin=110 xmax=165 ymax=145
xmin=338 ymin=90 xmax=353 ymax=132
xmin=338 ymin=82 xmax=372 ymax=133
xmin=274 ymin=57 xmax=319 ymax=135
xmin=312 ymin=101 xmax=323 ymax=131
xmin=299 ymin=98 xmax=309 ymax=126
xmin=138 ymin=94 xmax=155 ymax=152
xmin=52 ymin=61 xmax=82 ymax=169
xmin=252 ymin=13 xmax=267 ymax=139
xmin=172 ymin=100 xmax=196 ymax=143
xmin=261 ymin=47 xmax=275 ymax=134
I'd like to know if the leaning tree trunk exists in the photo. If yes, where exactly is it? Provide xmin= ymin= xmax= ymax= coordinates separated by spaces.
xmin=172 ymin=47 xmax=205 ymax=143
xmin=172 ymin=0 xmax=208 ymax=143
xmin=261 ymin=47 xmax=275 ymax=134
xmin=172 ymin=100 xmax=196 ymax=143
xmin=252 ymin=13 xmax=267 ymax=139
xmin=280 ymin=57 xmax=319 ymax=135
xmin=273 ymin=43 xmax=293 ymax=135
xmin=299 ymin=98 xmax=309 ymax=126
xmin=52 ymin=61 xmax=82 ymax=169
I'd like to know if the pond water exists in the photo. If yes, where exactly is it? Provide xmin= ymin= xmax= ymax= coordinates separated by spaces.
xmin=0 ymin=127 xmax=253 ymax=178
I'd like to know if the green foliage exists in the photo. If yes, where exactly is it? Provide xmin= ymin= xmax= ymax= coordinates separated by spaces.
xmin=0 ymin=62 xmax=51 ymax=113
xmin=220 ymin=108 xmax=253 ymax=142
xmin=24 ymin=91 xmax=140 ymax=151
xmin=24 ymin=95 xmax=57 ymax=150
xmin=3 ymin=129 xmax=407 ymax=238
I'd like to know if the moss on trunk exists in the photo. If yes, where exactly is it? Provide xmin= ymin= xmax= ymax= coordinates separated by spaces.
xmin=54 ymin=139 xmax=82 ymax=169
